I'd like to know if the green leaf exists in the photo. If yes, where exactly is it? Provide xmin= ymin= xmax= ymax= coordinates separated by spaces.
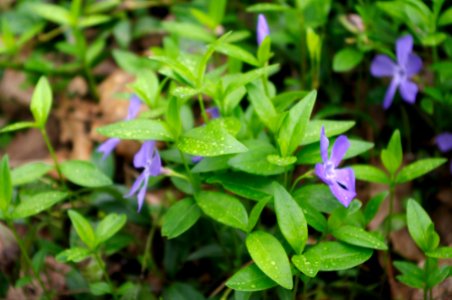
xmin=228 ymin=140 xmax=288 ymax=175
xmin=224 ymin=64 xmax=280 ymax=95
xmin=382 ymin=130 xmax=403 ymax=173
xmin=112 ymin=49 xmax=157 ymax=74
xmin=426 ymin=247 xmax=452 ymax=259
xmin=364 ymin=192 xmax=388 ymax=225
xmin=196 ymin=191 xmax=248 ymax=231
xmin=302 ymin=241 xmax=373 ymax=271
xmin=396 ymin=158 xmax=446 ymax=184
xmin=246 ymin=231 xmax=293 ymax=289
xmin=162 ymin=21 xmax=214 ymax=43
xmin=61 ymin=160 xmax=112 ymax=188
xmin=0 ymin=156 xmax=12 ymax=213
xmin=301 ymin=120 xmax=355 ymax=145
xmin=206 ymin=172 xmax=273 ymax=201
xmin=95 ymin=213 xmax=127 ymax=245
xmin=439 ymin=7 xmax=452 ymax=26
xmin=56 ymin=247 xmax=91 ymax=263
xmin=208 ymin=0 xmax=227 ymax=25
xmin=11 ymin=191 xmax=67 ymax=219
xmin=0 ymin=122 xmax=36 ymax=133
xmin=333 ymin=48 xmax=363 ymax=72
xmin=31 ymin=3 xmax=72 ymax=25
xmin=215 ymin=43 xmax=259 ymax=66
xmin=273 ymin=182 xmax=307 ymax=254
xmin=162 ymin=198 xmax=202 ymax=238
xmin=30 ymin=76 xmax=52 ymax=126
xmin=191 ymin=155 xmax=231 ymax=173
xmin=393 ymin=260 xmax=425 ymax=288
xmin=97 ymin=119 xmax=174 ymax=141
xmin=352 ymin=165 xmax=389 ymax=184
xmin=247 ymin=3 xmax=291 ymax=12
xmin=79 ymin=15 xmax=111 ymax=28
xmin=298 ymin=139 xmax=373 ymax=164
xmin=406 ymin=199 xmax=440 ymax=252
xmin=293 ymin=184 xmax=343 ymax=213
xmin=267 ymin=155 xmax=297 ymax=167
xmin=247 ymin=198 xmax=270 ymax=232
xmin=427 ymin=265 xmax=449 ymax=288
xmin=278 ymin=91 xmax=316 ymax=156
xmin=68 ymin=210 xmax=96 ymax=249
xmin=11 ymin=162 xmax=53 ymax=186
xmin=246 ymin=83 xmax=278 ymax=132
xmin=292 ymin=254 xmax=319 ymax=277
xmin=299 ymin=202 xmax=328 ymax=233
xmin=177 ymin=122 xmax=247 ymax=157
xmin=226 ymin=264 xmax=277 ymax=291
xmin=89 ymin=282 xmax=112 ymax=296
xmin=332 ymin=225 xmax=387 ymax=250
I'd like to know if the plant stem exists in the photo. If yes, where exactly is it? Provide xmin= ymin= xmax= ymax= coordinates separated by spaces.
xmin=385 ymin=183 xmax=395 ymax=240
xmin=94 ymin=252 xmax=117 ymax=299
xmin=293 ymin=276 xmax=299 ymax=300
xmin=220 ymin=287 xmax=232 ymax=300
xmin=140 ymin=211 xmax=162 ymax=278
xmin=178 ymin=150 xmax=198 ymax=193
xmin=7 ymin=220 xmax=51 ymax=299
xmin=40 ymin=127 xmax=64 ymax=184
xmin=198 ymin=94 xmax=209 ymax=124
xmin=262 ymin=61 xmax=270 ymax=97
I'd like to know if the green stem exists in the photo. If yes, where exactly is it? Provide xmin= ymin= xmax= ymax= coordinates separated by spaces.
xmin=94 ymin=252 xmax=117 ymax=299
xmin=140 ymin=210 xmax=162 ymax=278
xmin=220 ymin=288 xmax=232 ymax=300
xmin=292 ymin=276 xmax=299 ymax=300
xmin=261 ymin=61 xmax=270 ymax=97
xmin=290 ymin=170 xmax=313 ymax=192
xmin=178 ymin=150 xmax=197 ymax=191
xmin=40 ymin=127 xmax=64 ymax=184
xmin=7 ymin=220 xmax=51 ymax=299
xmin=198 ymin=94 xmax=209 ymax=124
xmin=385 ymin=183 xmax=395 ymax=240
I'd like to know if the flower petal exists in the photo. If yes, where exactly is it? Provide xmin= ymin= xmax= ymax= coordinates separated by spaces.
xmin=133 ymin=141 xmax=156 ymax=168
xmin=329 ymin=167 xmax=356 ymax=207
xmin=398 ymin=79 xmax=418 ymax=104
xmin=315 ymin=163 xmax=328 ymax=184
xmin=126 ymin=172 xmax=146 ymax=198
xmin=405 ymin=53 xmax=422 ymax=77
xmin=436 ymin=132 xmax=452 ymax=152
xmin=396 ymin=34 xmax=413 ymax=66
xmin=126 ymin=95 xmax=142 ymax=120
xmin=206 ymin=107 xmax=220 ymax=119
xmin=320 ymin=126 xmax=329 ymax=163
xmin=148 ymin=150 xmax=162 ymax=176
xmin=330 ymin=135 xmax=350 ymax=167
xmin=382 ymin=78 xmax=399 ymax=109
xmin=370 ymin=55 xmax=396 ymax=77
xmin=97 ymin=138 xmax=120 ymax=160
xmin=137 ymin=176 xmax=149 ymax=212
xmin=257 ymin=14 xmax=270 ymax=45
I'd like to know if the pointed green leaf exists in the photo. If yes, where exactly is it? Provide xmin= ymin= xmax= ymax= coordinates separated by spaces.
xmin=278 ymin=91 xmax=316 ymax=156
xmin=332 ymin=225 xmax=387 ymax=250
xmin=61 ymin=160 xmax=112 ymax=188
xmin=11 ymin=162 xmax=53 ymax=186
xmin=226 ymin=264 xmax=277 ymax=291
xmin=364 ymin=192 xmax=388 ymax=225
xmin=68 ymin=210 xmax=96 ymax=249
xmin=56 ymin=247 xmax=91 ymax=263
xmin=273 ymin=182 xmax=307 ymax=254
xmin=177 ymin=122 xmax=247 ymax=157
xmin=0 ymin=156 xmax=12 ymax=213
xmin=97 ymin=119 xmax=174 ymax=141
xmin=247 ymin=198 xmax=270 ymax=232
xmin=196 ymin=191 xmax=248 ymax=231
xmin=352 ymin=165 xmax=390 ymax=184
xmin=333 ymin=47 xmax=363 ymax=72
xmin=31 ymin=3 xmax=72 ymax=25
xmin=406 ymin=199 xmax=440 ymax=252
xmin=301 ymin=120 xmax=355 ymax=145
xmin=95 ymin=213 xmax=127 ymax=245
xmin=303 ymin=241 xmax=373 ymax=271
xmin=426 ymin=247 xmax=452 ymax=259
xmin=247 ymin=83 xmax=278 ymax=132
xmin=0 ymin=122 xmax=36 ymax=133
xmin=246 ymin=231 xmax=293 ymax=289
xmin=216 ymin=43 xmax=259 ymax=66
xmin=30 ymin=77 xmax=52 ymax=126
xmin=162 ymin=198 xmax=202 ymax=238
xmin=292 ymin=254 xmax=319 ymax=277
xmin=11 ymin=191 xmax=67 ymax=219
xmin=396 ymin=158 xmax=446 ymax=184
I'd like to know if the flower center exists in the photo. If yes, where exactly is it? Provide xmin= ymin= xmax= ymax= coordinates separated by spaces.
xmin=324 ymin=161 xmax=336 ymax=181
xmin=395 ymin=65 xmax=406 ymax=79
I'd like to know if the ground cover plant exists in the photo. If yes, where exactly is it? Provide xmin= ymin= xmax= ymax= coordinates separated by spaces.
xmin=0 ymin=0 xmax=452 ymax=299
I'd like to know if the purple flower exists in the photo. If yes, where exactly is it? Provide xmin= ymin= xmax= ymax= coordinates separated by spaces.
xmin=97 ymin=95 xmax=142 ymax=160
xmin=126 ymin=141 xmax=162 ymax=211
xmin=436 ymin=132 xmax=452 ymax=153
xmin=370 ymin=34 xmax=422 ymax=109
xmin=257 ymin=14 xmax=270 ymax=45
xmin=315 ymin=127 xmax=356 ymax=207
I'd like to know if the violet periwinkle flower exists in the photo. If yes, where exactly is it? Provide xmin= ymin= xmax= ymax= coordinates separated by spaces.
xmin=436 ymin=132 xmax=452 ymax=173
xmin=315 ymin=127 xmax=356 ymax=207
xmin=370 ymin=34 xmax=422 ymax=109
xmin=257 ymin=14 xmax=270 ymax=46
xmin=126 ymin=141 xmax=162 ymax=211
xmin=97 ymin=95 xmax=142 ymax=160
